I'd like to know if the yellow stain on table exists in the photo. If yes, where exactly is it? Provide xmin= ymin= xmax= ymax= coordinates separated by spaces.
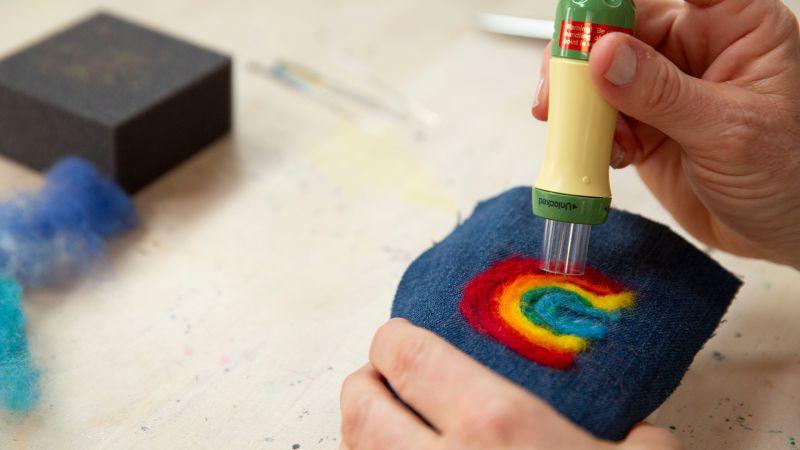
xmin=306 ymin=123 xmax=457 ymax=211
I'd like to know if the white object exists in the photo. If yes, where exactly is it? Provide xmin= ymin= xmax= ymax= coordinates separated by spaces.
xmin=477 ymin=13 xmax=554 ymax=40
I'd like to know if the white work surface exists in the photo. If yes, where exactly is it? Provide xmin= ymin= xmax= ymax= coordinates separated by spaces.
xmin=1 ymin=1 xmax=799 ymax=449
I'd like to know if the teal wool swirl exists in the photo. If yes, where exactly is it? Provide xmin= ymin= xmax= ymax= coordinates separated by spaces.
xmin=521 ymin=287 xmax=621 ymax=340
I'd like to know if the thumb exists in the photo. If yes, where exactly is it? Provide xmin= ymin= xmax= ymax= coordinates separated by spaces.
xmin=588 ymin=33 xmax=729 ymax=149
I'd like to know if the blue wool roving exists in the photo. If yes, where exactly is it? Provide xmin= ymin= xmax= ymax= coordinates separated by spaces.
xmin=0 ymin=158 xmax=137 ymax=286
xmin=0 ymin=278 xmax=39 ymax=411
xmin=0 ymin=158 xmax=136 ymax=412
xmin=529 ymin=290 xmax=618 ymax=339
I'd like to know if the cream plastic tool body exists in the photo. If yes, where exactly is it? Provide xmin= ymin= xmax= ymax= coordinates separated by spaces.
xmin=535 ymin=58 xmax=617 ymax=198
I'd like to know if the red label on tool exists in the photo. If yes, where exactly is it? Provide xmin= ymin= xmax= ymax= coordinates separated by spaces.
xmin=558 ymin=20 xmax=632 ymax=53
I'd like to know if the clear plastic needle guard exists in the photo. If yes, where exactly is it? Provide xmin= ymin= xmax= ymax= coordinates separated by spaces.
xmin=541 ymin=219 xmax=591 ymax=276
xmin=533 ymin=0 xmax=636 ymax=276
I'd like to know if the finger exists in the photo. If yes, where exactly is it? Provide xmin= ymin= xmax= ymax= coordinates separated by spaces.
xmin=340 ymin=363 xmax=438 ymax=450
xmin=633 ymin=0 xmax=683 ymax=47
xmin=532 ymin=41 xmax=551 ymax=121
xmin=588 ymin=32 xmax=745 ymax=151
xmin=611 ymin=115 xmax=641 ymax=169
xmin=369 ymin=319 xmax=600 ymax=448
xmin=662 ymin=0 xmax=795 ymax=78
xmin=370 ymin=319 xmax=529 ymax=430
xmin=535 ymin=49 xmax=648 ymax=165
xmin=369 ymin=320 xmax=574 ymax=434
xmin=369 ymin=320 xmax=610 ymax=449
xmin=622 ymin=423 xmax=684 ymax=450
xmin=700 ymin=1 xmax=800 ymax=84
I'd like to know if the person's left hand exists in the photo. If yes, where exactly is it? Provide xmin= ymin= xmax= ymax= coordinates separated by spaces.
xmin=340 ymin=318 xmax=683 ymax=450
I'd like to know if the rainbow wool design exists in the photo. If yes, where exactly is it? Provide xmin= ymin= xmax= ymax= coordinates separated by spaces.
xmin=460 ymin=257 xmax=634 ymax=369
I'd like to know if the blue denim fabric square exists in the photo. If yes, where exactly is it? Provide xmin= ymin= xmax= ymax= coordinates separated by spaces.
xmin=391 ymin=187 xmax=741 ymax=440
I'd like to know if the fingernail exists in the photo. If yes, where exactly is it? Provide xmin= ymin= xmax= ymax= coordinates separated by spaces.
xmin=604 ymin=42 xmax=637 ymax=86
xmin=610 ymin=141 xmax=626 ymax=168
xmin=533 ymin=77 xmax=544 ymax=109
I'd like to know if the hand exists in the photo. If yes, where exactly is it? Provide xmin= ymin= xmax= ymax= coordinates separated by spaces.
xmin=533 ymin=0 xmax=800 ymax=268
xmin=340 ymin=318 xmax=682 ymax=450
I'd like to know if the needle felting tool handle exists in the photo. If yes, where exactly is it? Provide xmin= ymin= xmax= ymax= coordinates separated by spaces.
xmin=533 ymin=0 xmax=636 ymax=275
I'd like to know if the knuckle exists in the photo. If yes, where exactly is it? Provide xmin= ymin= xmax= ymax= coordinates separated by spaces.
xmin=340 ymin=372 xmax=359 ymax=397
xmin=388 ymin=334 xmax=432 ymax=393
xmin=455 ymin=398 xmax=520 ymax=445
xmin=716 ymin=122 xmax=755 ymax=156
xmin=716 ymin=103 xmax=765 ymax=157
xmin=776 ymin=4 xmax=800 ymax=40
xmin=371 ymin=318 xmax=409 ymax=352
xmin=372 ymin=320 xmax=397 ymax=347
xmin=340 ymin=388 xmax=375 ymax=446
xmin=644 ymin=60 xmax=684 ymax=116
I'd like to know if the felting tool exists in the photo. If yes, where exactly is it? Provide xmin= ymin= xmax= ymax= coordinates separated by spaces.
xmin=533 ymin=0 xmax=636 ymax=276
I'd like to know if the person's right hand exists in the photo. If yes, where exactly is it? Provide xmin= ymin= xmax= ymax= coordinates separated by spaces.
xmin=533 ymin=0 xmax=800 ymax=269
